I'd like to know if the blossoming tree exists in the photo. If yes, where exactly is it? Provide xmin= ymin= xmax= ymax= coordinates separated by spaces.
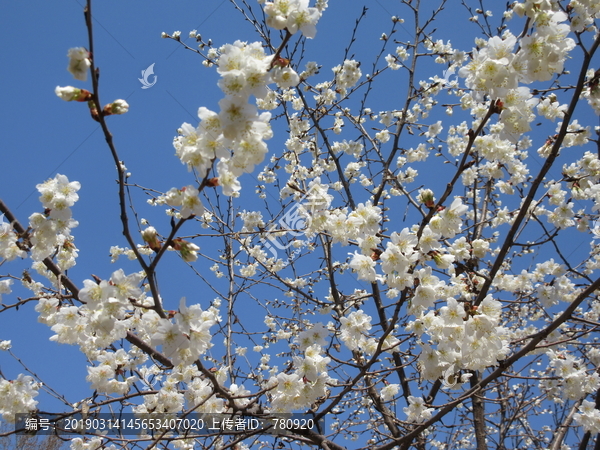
xmin=2 ymin=0 xmax=600 ymax=449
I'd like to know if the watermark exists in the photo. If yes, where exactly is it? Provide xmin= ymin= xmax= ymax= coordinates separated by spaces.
xmin=140 ymin=369 xmax=160 ymax=389
xmin=139 ymin=63 xmax=157 ymax=89
xmin=592 ymin=218 xmax=600 ymax=240
xmin=430 ymin=66 xmax=459 ymax=88
xmin=259 ymin=184 xmax=326 ymax=262
xmin=15 ymin=412 xmax=325 ymax=437
xmin=442 ymin=364 xmax=472 ymax=390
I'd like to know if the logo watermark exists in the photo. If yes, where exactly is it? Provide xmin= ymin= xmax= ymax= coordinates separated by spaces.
xmin=442 ymin=364 xmax=471 ymax=390
xmin=259 ymin=184 xmax=328 ymax=263
xmin=592 ymin=218 xmax=600 ymax=241
xmin=430 ymin=66 xmax=459 ymax=88
xmin=140 ymin=366 xmax=160 ymax=388
xmin=139 ymin=63 xmax=157 ymax=89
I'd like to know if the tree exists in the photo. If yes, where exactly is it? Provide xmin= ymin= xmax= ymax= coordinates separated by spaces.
xmin=1 ymin=0 xmax=600 ymax=448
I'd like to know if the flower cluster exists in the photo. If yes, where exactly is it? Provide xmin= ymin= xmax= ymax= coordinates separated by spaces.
xmin=429 ymin=197 xmax=468 ymax=238
xmin=380 ymin=228 xmax=419 ymax=288
xmin=333 ymin=60 xmax=362 ymax=95
xmin=263 ymin=0 xmax=324 ymax=39
xmin=348 ymin=199 xmax=468 ymax=290
xmin=458 ymin=32 xmax=519 ymax=101
xmin=0 ymin=374 xmax=40 ymax=422
xmin=459 ymin=5 xmax=575 ymax=100
xmin=574 ymin=400 xmax=600 ymax=434
xmin=339 ymin=310 xmax=373 ymax=352
xmin=294 ymin=322 xmax=329 ymax=350
xmin=28 ymin=174 xmax=80 ymax=270
xmin=172 ymin=41 xmax=278 ymax=199
xmin=77 ymin=269 xmax=145 ymax=343
xmin=87 ymin=349 xmax=137 ymax=395
xmin=180 ymin=368 xmax=230 ymax=414
xmin=568 ymin=0 xmax=600 ymax=32
xmin=37 ymin=269 xmax=145 ymax=359
xmin=154 ymin=185 xmax=205 ymax=219
xmin=514 ymin=10 xmax=575 ymax=82
xmin=403 ymin=396 xmax=434 ymax=423
xmin=299 ymin=177 xmax=335 ymax=236
xmin=540 ymin=350 xmax=600 ymax=401
xmin=38 ymin=268 xmax=220 ymax=395
xmin=170 ymin=2 xmax=325 ymax=204
xmin=57 ymin=47 xmax=129 ymax=118
xmin=267 ymin=343 xmax=335 ymax=412
xmin=134 ymin=366 xmax=249 ymax=416
xmin=0 ymin=221 xmax=25 ymax=262
xmin=408 ymin=296 xmax=509 ymax=380
xmin=35 ymin=173 xmax=80 ymax=221
xmin=151 ymin=298 xmax=220 ymax=366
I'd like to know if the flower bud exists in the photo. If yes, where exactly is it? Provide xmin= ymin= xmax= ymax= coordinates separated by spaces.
xmin=272 ymin=56 xmax=290 ymax=68
xmin=417 ymin=189 xmax=435 ymax=208
xmin=206 ymin=178 xmax=220 ymax=187
xmin=103 ymin=99 xmax=129 ymax=116
xmin=141 ymin=226 xmax=162 ymax=252
xmin=171 ymin=238 xmax=200 ymax=262
xmin=67 ymin=47 xmax=91 ymax=81
xmin=55 ymin=86 xmax=92 ymax=102
xmin=370 ymin=248 xmax=382 ymax=261
xmin=492 ymin=99 xmax=504 ymax=114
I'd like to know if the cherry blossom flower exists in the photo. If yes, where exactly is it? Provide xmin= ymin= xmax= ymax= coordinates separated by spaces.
xmin=67 ymin=47 xmax=91 ymax=81
xmin=380 ymin=383 xmax=400 ymax=402
xmin=403 ymin=396 xmax=434 ymax=423
xmin=574 ymin=400 xmax=600 ymax=434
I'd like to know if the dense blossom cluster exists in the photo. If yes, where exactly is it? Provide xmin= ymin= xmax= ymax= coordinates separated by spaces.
xmin=171 ymin=42 xmax=279 ymax=201
xmin=267 ymin=343 xmax=335 ymax=411
xmin=409 ymin=296 xmax=508 ymax=380
xmin=0 ymin=220 xmax=26 ymax=262
xmin=574 ymin=399 xmax=600 ymax=434
xmin=0 ymin=374 xmax=40 ymax=422
xmin=262 ymin=0 xmax=324 ymax=39
xmin=169 ymin=2 xmax=326 ymax=204
xmin=459 ymin=8 xmax=575 ymax=98
xmin=540 ymin=350 xmax=600 ymax=401
xmin=36 ymin=277 xmax=222 ymax=398
xmin=29 ymin=174 xmax=80 ymax=271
